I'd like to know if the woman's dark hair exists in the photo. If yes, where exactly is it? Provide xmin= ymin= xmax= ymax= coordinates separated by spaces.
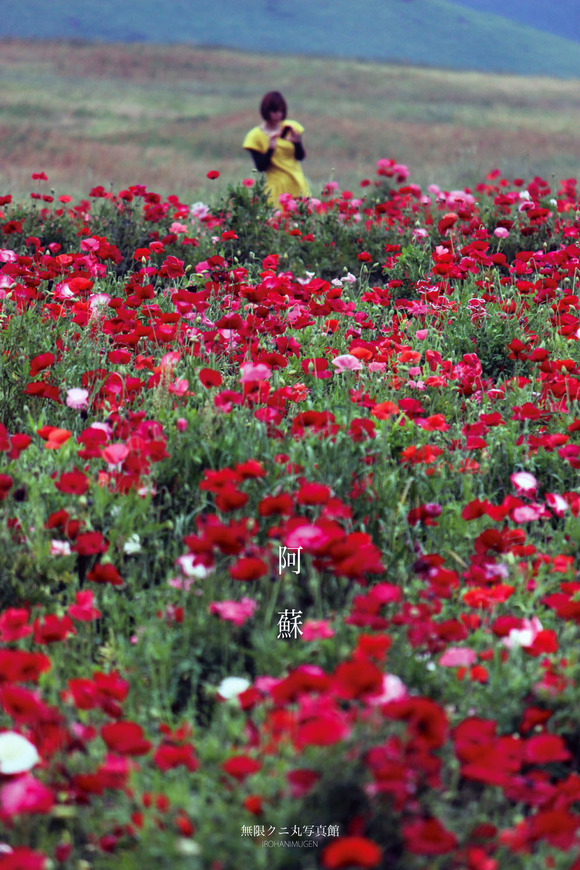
xmin=260 ymin=91 xmax=287 ymax=121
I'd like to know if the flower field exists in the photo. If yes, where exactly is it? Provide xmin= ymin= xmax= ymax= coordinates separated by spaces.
xmin=0 ymin=162 xmax=580 ymax=869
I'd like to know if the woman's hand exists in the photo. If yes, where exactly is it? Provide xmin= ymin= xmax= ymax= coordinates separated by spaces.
xmin=268 ymin=131 xmax=279 ymax=150
xmin=288 ymin=129 xmax=301 ymax=144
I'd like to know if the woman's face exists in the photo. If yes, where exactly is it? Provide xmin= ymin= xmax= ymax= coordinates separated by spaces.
xmin=268 ymin=108 xmax=284 ymax=126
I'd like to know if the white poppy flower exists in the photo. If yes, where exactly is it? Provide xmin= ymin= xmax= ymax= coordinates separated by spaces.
xmin=216 ymin=677 xmax=251 ymax=701
xmin=123 ymin=534 xmax=142 ymax=555
xmin=0 ymin=732 xmax=40 ymax=775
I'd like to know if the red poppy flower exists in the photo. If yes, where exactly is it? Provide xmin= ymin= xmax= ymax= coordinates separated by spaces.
xmin=0 ymin=847 xmax=48 ymax=869
xmin=322 ymin=836 xmax=382 ymax=868
xmin=402 ymin=817 xmax=458 ymax=855
xmin=243 ymin=794 xmax=263 ymax=815
xmin=222 ymin=754 xmax=261 ymax=781
xmin=234 ymin=459 xmax=266 ymax=479
xmin=0 ymin=650 xmax=51 ymax=684
xmin=372 ymin=402 xmax=398 ymax=423
xmin=44 ymin=428 xmax=72 ymax=450
xmin=198 ymin=368 xmax=223 ymax=388
xmin=73 ymin=532 xmax=108 ymax=556
xmin=200 ymin=468 xmax=241 ymax=493
xmin=407 ymin=503 xmax=442 ymax=526
xmin=73 ymin=754 xmax=131 ymax=795
xmin=0 ymin=474 xmax=13 ymax=500
xmin=286 ymin=768 xmax=320 ymax=798
xmin=33 ymin=614 xmax=76 ymax=644
xmin=101 ymin=721 xmax=152 ymax=756
xmin=215 ymin=486 xmax=249 ymax=512
xmin=438 ymin=212 xmax=458 ymax=233
xmin=383 ymin=697 xmax=448 ymax=749
xmin=258 ymin=492 xmax=294 ymax=516
xmin=87 ymin=562 xmax=123 ymax=586
xmin=296 ymin=482 xmax=331 ymax=505
xmin=153 ymin=743 xmax=199 ymax=772
xmin=463 ymin=585 xmax=515 ymax=608
xmin=354 ymin=634 xmax=393 ymax=663
xmin=206 ymin=170 xmax=220 ymax=180
xmin=525 ymin=808 xmax=580 ymax=849
xmin=29 ymin=352 xmax=55 ymax=377
xmin=66 ymin=671 xmax=128 ymax=717
xmin=301 ymin=358 xmax=333 ymax=379
xmin=0 ymin=608 xmax=32 ymax=642
xmin=400 ymin=444 xmax=444 ymax=465
xmin=158 ymin=255 xmax=185 ymax=279
xmin=0 ymin=424 xmax=10 ymax=452
xmin=0 ymin=685 xmax=58 ymax=725
xmin=175 ymin=811 xmax=195 ymax=836
xmin=524 ymin=733 xmax=571 ymax=764
xmin=294 ymin=709 xmax=350 ymax=749
xmin=229 ymin=557 xmax=268 ymax=581
xmin=54 ymin=470 xmax=89 ymax=496
xmin=332 ymin=659 xmax=384 ymax=700
xmin=214 ymin=390 xmax=243 ymax=413
xmin=67 ymin=678 xmax=105 ymax=712
xmin=67 ymin=590 xmax=102 ymax=622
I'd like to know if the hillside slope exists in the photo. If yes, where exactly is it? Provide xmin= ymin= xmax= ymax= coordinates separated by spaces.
xmin=453 ymin=0 xmax=580 ymax=44
xmin=0 ymin=0 xmax=579 ymax=77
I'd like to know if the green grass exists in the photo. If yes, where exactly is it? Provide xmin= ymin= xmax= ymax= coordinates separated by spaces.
xmin=1 ymin=40 xmax=580 ymax=203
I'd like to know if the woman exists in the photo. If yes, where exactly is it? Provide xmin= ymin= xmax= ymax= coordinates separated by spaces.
xmin=243 ymin=91 xmax=310 ymax=206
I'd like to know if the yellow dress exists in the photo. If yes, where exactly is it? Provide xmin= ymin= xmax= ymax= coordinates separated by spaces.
xmin=243 ymin=120 xmax=310 ymax=206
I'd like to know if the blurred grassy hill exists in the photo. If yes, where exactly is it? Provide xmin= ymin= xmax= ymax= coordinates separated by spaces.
xmin=1 ymin=0 xmax=580 ymax=78
xmin=453 ymin=0 xmax=580 ymax=43
xmin=1 ymin=40 xmax=579 ymax=202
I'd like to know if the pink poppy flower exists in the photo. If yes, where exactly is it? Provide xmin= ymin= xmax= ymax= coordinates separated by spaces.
xmin=240 ymin=362 xmax=271 ymax=383
xmin=50 ymin=540 xmax=71 ymax=557
xmin=332 ymin=354 xmax=363 ymax=373
xmin=511 ymin=504 xmax=545 ymax=523
xmin=545 ymin=492 xmax=569 ymax=517
xmin=366 ymin=673 xmax=408 ymax=704
xmin=301 ymin=620 xmax=335 ymax=641
xmin=102 ymin=444 xmax=129 ymax=467
xmin=1 ymin=773 xmax=54 ymax=817
xmin=502 ymin=617 xmax=543 ymax=649
xmin=65 ymin=388 xmax=89 ymax=410
xmin=209 ymin=598 xmax=257 ymax=626
xmin=88 ymin=293 xmax=111 ymax=315
xmin=439 ymin=647 xmax=477 ymax=668
xmin=510 ymin=471 xmax=538 ymax=498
